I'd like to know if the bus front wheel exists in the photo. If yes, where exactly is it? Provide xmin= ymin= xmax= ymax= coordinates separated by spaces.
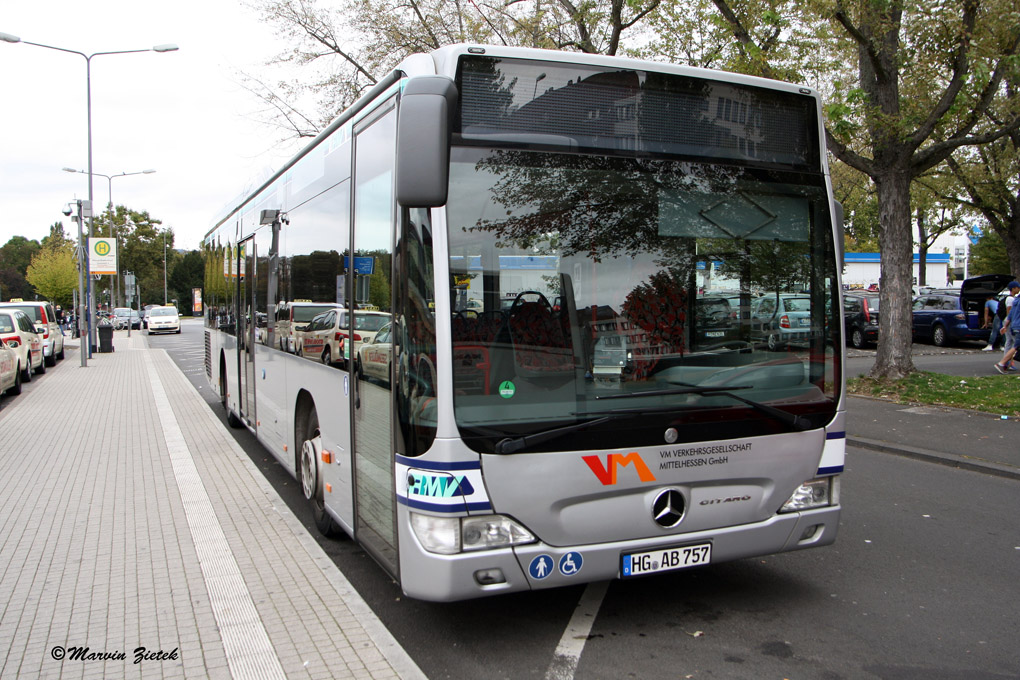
xmin=298 ymin=407 xmax=342 ymax=538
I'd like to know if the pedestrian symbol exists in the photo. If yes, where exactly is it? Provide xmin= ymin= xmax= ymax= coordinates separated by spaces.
xmin=559 ymin=552 xmax=583 ymax=576
xmin=528 ymin=554 xmax=553 ymax=580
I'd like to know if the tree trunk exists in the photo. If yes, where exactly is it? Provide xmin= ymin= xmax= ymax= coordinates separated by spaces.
xmin=870 ymin=169 xmax=916 ymax=379
xmin=1001 ymin=222 xmax=1020 ymax=279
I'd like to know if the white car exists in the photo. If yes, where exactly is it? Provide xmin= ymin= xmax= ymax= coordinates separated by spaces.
xmin=0 ymin=338 xmax=20 ymax=397
xmin=147 ymin=306 xmax=181 ymax=334
xmin=0 ymin=309 xmax=44 ymax=383
xmin=299 ymin=309 xmax=392 ymax=366
xmin=0 ymin=300 xmax=64 ymax=366
xmin=277 ymin=302 xmax=337 ymax=354
xmin=356 ymin=322 xmax=392 ymax=383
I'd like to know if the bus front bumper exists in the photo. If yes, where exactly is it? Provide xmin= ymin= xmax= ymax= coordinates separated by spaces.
xmin=397 ymin=505 xmax=839 ymax=602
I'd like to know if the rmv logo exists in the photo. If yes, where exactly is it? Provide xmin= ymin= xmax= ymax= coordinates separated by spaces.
xmin=582 ymin=453 xmax=656 ymax=485
xmin=407 ymin=472 xmax=475 ymax=498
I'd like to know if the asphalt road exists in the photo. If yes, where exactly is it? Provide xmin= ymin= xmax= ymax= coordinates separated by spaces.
xmin=154 ymin=321 xmax=1020 ymax=680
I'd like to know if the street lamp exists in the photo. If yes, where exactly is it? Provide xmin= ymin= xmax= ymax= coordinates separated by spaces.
xmin=1 ymin=31 xmax=177 ymax=356
xmin=63 ymin=199 xmax=89 ymax=368
xmin=63 ymin=167 xmax=156 ymax=307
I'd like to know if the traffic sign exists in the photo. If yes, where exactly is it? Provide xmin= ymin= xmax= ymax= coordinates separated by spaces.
xmin=89 ymin=238 xmax=117 ymax=275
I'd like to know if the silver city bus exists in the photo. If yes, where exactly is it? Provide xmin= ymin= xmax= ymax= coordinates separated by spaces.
xmin=203 ymin=44 xmax=846 ymax=602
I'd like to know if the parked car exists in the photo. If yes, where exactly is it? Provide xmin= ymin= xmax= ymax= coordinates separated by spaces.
xmin=356 ymin=322 xmax=392 ymax=383
xmin=142 ymin=304 xmax=157 ymax=329
xmin=693 ymin=297 xmax=743 ymax=350
xmin=276 ymin=302 xmax=337 ymax=354
xmin=751 ymin=293 xmax=816 ymax=350
xmin=298 ymin=308 xmax=392 ymax=366
xmin=911 ymin=274 xmax=1013 ymax=346
xmin=0 ymin=338 xmax=20 ymax=397
xmin=843 ymin=293 xmax=880 ymax=348
xmin=0 ymin=300 xmax=64 ymax=366
xmin=0 ymin=309 xmax=44 ymax=382
xmin=113 ymin=307 xmax=142 ymax=330
xmin=146 ymin=306 xmax=181 ymax=334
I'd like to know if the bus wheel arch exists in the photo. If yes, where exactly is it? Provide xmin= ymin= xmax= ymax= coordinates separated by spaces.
xmin=221 ymin=352 xmax=242 ymax=428
xmin=295 ymin=392 xmax=342 ymax=537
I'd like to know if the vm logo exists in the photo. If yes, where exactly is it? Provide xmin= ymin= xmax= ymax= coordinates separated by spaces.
xmin=582 ymin=453 xmax=656 ymax=485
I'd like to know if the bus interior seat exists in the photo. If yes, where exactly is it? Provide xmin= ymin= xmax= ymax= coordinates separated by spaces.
xmin=507 ymin=301 xmax=574 ymax=377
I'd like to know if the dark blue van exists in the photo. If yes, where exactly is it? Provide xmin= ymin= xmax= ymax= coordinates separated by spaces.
xmin=911 ymin=274 xmax=1013 ymax=346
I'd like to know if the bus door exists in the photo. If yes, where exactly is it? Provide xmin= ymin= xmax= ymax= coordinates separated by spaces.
xmin=351 ymin=101 xmax=398 ymax=573
xmin=237 ymin=236 xmax=257 ymax=428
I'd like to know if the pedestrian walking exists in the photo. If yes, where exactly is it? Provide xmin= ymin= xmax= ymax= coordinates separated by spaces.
xmin=993 ymin=281 xmax=1020 ymax=373
xmin=983 ymin=293 xmax=1006 ymax=351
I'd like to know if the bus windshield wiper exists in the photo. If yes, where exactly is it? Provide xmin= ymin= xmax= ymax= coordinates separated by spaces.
xmin=494 ymin=403 xmax=711 ymax=454
xmin=595 ymin=383 xmax=813 ymax=432
xmin=495 ymin=415 xmax=618 ymax=454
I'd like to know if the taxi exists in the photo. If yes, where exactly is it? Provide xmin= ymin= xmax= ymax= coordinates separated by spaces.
xmin=0 ymin=309 xmax=44 ymax=383
xmin=0 ymin=338 xmax=19 ymax=397
xmin=0 ymin=299 xmax=64 ymax=366
xmin=356 ymin=322 xmax=392 ymax=383
xmin=299 ymin=308 xmax=392 ymax=366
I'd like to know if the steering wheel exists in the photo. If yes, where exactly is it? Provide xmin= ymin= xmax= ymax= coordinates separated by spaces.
xmin=510 ymin=290 xmax=552 ymax=312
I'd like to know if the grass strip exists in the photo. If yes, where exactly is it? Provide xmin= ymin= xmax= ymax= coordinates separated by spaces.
xmin=847 ymin=371 xmax=1019 ymax=418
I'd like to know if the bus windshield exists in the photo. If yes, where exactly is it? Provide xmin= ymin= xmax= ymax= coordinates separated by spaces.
xmin=446 ymin=148 xmax=839 ymax=452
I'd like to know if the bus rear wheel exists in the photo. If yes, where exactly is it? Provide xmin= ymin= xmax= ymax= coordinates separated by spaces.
xmin=298 ymin=408 xmax=342 ymax=538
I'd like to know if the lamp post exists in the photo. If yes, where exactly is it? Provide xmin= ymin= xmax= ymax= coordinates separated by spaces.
xmin=63 ymin=167 xmax=155 ymax=307
xmin=64 ymin=199 xmax=90 ymax=367
xmin=0 ymin=32 xmax=177 ymax=356
xmin=163 ymin=231 xmax=168 ymax=304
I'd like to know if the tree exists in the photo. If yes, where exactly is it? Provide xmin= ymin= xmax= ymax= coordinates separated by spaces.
xmin=711 ymin=0 xmax=1020 ymax=379
xmin=168 ymin=251 xmax=205 ymax=315
xmin=41 ymin=222 xmax=73 ymax=253
xmin=0 ymin=235 xmax=41 ymax=301
xmin=968 ymin=229 xmax=1010 ymax=275
xmin=911 ymin=177 xmax=971 ymax=286
xmin=945 ymin=121 xmax=1020 ymax=277
xmin=245 ymin=0 xmax=660 ymax=138
xmin=831 ymin=160 xmax=879 ymax=253
xmin=99 ymin=206 xmax=173 ymax=307
xmin=26 ymin=248 xmax=77 ymax=307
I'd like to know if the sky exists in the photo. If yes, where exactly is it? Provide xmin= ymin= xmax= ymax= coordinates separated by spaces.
xmin=1 ymin=0 xmax=307 ymax=252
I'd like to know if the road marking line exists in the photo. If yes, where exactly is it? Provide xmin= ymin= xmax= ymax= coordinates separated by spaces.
xmin=145 ymin=351 xmax=286 ymax=680
xmin=544 ymin=581 xmax=609 ymax=680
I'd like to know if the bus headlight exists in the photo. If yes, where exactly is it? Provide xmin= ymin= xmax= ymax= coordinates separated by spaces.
xmin=780 ymin=476 xmax=838 ymax=512
xmin=410 ymin=512 xmax=535 ymax=555
xmin=461 ymin=515 xmax=535 ymax=552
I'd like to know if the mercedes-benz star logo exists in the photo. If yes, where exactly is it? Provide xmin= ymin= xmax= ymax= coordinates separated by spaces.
xmin=652 ymin=489 xmax=685 ymax=528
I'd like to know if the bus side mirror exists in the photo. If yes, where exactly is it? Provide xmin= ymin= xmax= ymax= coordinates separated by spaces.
xmin=395 ymin=76 xmax=458 ymax=208
xmin=832 ymin=200 xmax=845 ymax=269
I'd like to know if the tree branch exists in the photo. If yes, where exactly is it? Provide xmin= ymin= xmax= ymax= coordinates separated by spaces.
xmin=912 ymin=116 xmax=1020 ymax=174
xmin=907 ymin=0 xmax=978 ymax=150
xmin=825 ymin=128 xmax=874 ymax=177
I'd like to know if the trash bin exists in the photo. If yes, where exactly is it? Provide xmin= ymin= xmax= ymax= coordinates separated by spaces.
xmin=98 ymin=324 xmax=114 ymax=353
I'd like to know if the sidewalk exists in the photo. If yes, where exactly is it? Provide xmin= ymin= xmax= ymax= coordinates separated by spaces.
xmin=0 ymin=332 xmax=426 ymax=679
xmin=847 ymin=395 xmax=1020 ymax=480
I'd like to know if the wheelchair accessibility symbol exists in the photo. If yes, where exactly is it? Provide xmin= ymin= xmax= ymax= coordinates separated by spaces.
xmin=559 ymin=552 xmax=583 ymax=576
